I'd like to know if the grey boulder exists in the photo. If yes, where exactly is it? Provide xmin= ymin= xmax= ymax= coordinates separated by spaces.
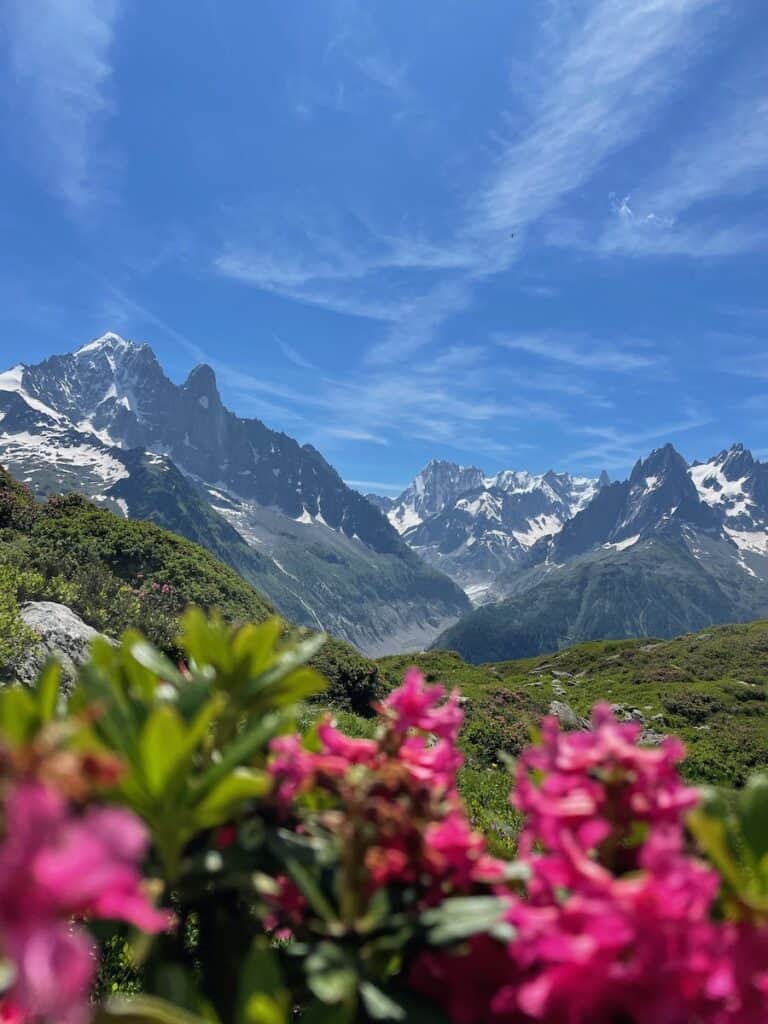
xmin=14 ymin=602 xmax=105 ymax=690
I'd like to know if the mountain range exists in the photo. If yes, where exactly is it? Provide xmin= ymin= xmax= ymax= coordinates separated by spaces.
xmin=0 ymin=334 xmax=468 ymax=655
xmin=4 ymin=332 xmax=768 ymax=665
xmin=434 ymin=442 xmax=768 ymax=661
xmin=370 ymin=461 xmax=608 ymax=602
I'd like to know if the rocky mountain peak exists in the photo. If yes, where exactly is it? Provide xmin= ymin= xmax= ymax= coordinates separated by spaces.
xmin=712 ymin=442 xmax=755 ymax=480
xmin=629 ymin=443 xmax=688 ymax=487
xmin=74 ymin=332 xmax=135 ymax=356
xmin=183 ymin=364 xmax=222 ymax=410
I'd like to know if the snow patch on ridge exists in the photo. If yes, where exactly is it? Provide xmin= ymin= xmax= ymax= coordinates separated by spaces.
xmin=603 ymin=534 xmax=641 ymax=552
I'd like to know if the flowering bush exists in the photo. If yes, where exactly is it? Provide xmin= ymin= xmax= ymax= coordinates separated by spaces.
xmin=411 ymin=705 xmax=768 ymax=1023
xmin=261 ymin=669 xmax=511 ymax=1019
xmin=1 ymin=612 xmax=768 ymax=1023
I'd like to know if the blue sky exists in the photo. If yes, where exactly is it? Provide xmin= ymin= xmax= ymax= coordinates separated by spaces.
xmin=0 ymin=0 xmax=767 ymax=493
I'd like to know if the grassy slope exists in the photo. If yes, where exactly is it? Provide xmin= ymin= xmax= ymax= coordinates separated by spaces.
xmin=382 ymin=622 xmax=768 ymax=786
xmin=375 ymin=621 xmax=768 ymax=852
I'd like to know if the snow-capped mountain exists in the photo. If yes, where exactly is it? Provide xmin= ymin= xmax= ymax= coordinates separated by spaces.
xmin=373 ymin=460 xmax=608 ymax=602
xmin=370 ymin=461 xmax=486 ymax=532
xmin=690 ymin=444 xmax=768 ymax=556
xmin=0 ymin=334 xmax=469 ymax=654
xmin=543 ymin=442 xmax=768 ymax=568
xmin=436 ymin=442 xmax=768 ymax=663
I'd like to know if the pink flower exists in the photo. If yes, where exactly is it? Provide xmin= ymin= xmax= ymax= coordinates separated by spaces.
xmin=0 ymin=1000 xmax=25 ymax=1023
xmin=399 ymin=735 xmax=463 ymax=792
xmin=268 ymin=734 xmax=318 ymax=805
xmin=0 ymin=783 xmax=170 ymax=1024
xmin=269 ymin=721 xmax=378 ymax=808
xmin=412 ymin=704 xmax=768 ymax=1024
xmin=382 ymin=669 xmax=463 ymax=740
xmin=426 ymin=812 xmax=507 ymax=889
xmin=316 ymin=719 xmax=378 ymax=765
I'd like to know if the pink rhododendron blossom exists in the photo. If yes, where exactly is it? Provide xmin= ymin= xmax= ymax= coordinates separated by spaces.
xmin=399 ymin=735 xmax=463 ymax=791
xmin=426 ymin=812 xmax=508 ymax=888
xmin=382 ymin=668 xmax=463 ymax=739
xmin=316 ymin=719 xmax=379 ymax=764
xmin=267 ymin=668 xmax=506 ymax=933
xmin=411 ymin=705 xmax=768 ymax=1024
xmin=268 ymin=733 xmax=319 ymax=805
xmin=0 ymin=782 xmax=169 ymax=1024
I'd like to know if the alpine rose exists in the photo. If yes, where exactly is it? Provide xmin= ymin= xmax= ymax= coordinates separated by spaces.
xmin=0 ymin=782 xmax=170 ymax=1024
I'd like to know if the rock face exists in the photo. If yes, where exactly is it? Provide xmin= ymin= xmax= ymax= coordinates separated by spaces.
xmin=14 ymin=602 xmax=105 ymax=689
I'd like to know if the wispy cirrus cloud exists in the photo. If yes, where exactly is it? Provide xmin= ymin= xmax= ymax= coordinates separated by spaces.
xmin=98 ymin=285 xmax=563 ymax=459
xmin=3 ymin=0 xmax=122 ymax=212
xmin=276 ymin=336 xmax=317 ymax=371
xmin=583 ymin=71 xmax=768 ymax=258
xmin=497 ymin=333 xmax=660 ymax=372
xmin=476 ymin=0 xmax=720 ymax=237
xmin=215 ymin=208 xmax=477 ymax=326
xmin=568 ymin=410 xmax=713 ymax=470
xmin=217 ymin=0 xmax=722 ymax=366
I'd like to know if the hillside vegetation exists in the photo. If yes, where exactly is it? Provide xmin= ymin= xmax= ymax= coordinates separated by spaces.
xmin=382 ymin=620 xmax=768 ymax=787
xmin=0 ymin=465 xmax=377 ymax=698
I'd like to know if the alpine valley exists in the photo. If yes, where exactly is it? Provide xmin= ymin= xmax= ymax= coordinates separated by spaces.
xmin=0 ymin=333 xmax=469 ymax=655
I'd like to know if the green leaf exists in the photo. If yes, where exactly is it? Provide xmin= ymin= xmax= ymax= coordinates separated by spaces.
xmin=194 ymin=710 xmax=288 ymax=799
xmin=420 ymin=896 xmax=509 ymax=946
xmin=140 ymin=705 xmax=187 ymax=796
xmin=689 ymin=804 xmax=746 ymax=893
xmin=193 ymin=768 xmax=271 ymax=829
xmin=96 ymin=995 xmax=211 ymax=1023
xmin=236 ymin=939 xmax=289 ymax=1024
xmin=130 ymin=642 xmax=187 ymax=687
xmin=36 ymin=659 xmax=62 ymax=722
xmin=307 ymin=967 xmax=357 ymax=1006
xmin=0 ymin=686 xmax=37 ymax=744
xmin=243 ymin=636 xmax=326 ymax=702
xmin=305 ymin=944 xmax=357 ymax=1006
xmin=740 ymin=773 xmax=768 ymax=862
xmin=283 ymin=854 xmax=338 ymax=923
xmin=358 ymin=980 xmax=406 ymax=1021
xmin=239 ymin=995 xmax=286 ymax=1024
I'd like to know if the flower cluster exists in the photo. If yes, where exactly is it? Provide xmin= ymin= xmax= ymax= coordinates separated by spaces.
xmin=268 ymin=669 xmax=506 ymax=920
xmin=412 ymin=704 xmax=768 ymax=1024
xmin=0 ymin=752 xmax=169 ymax=1024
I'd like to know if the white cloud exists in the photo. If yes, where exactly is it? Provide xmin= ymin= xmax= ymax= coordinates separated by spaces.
xmin=475 ymin=0 xmax=720 ymax=236
xmin=215 ymin=211 xmax=477 ymax=326
xmin=214 ymin=0 xmax=724 ymax=364
xmin=277 ymin=337 xmax=316 ymax=371
xmin=324 ymin=427 xmax=389 ymax=445
xmin=568 ymin=411 xmax=713 ymax=469
xmin=4 ymin=0 xmax=121 ymax=211
xmin=589 ymin=75 xmax=768 ymax=257
xmin=497 ymin=333 xmax=660 ymax=372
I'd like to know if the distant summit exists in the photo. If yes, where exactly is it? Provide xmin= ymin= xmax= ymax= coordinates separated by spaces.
xmin=376 ymin=459 xmax=608 ymax=602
